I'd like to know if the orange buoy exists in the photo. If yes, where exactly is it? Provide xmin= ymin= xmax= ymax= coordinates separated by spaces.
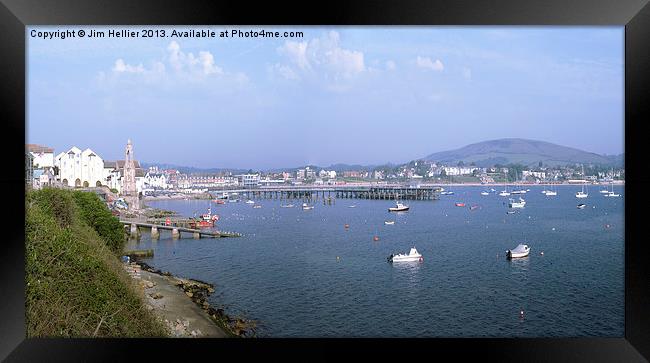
xmin=373 ymin=236 xmax=379 ymax=241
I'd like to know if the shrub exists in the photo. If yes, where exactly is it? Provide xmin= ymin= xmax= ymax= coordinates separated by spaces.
xmin=72 ymin=191 xmax=125 ymax=254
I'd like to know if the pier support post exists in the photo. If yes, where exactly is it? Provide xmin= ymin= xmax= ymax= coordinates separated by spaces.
xmin=172 ymin=228 xmax=180 ymax=239
xmin=193 ymin=232 xmax=201 ymax=239
xmin=130 ymin=223 xmax=138 ymax=238
xmin=151 ymin=225 xmax=159 ymax=240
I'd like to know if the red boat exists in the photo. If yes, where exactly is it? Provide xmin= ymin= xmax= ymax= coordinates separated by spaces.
xmin=189 ymin=207 xmax=219 ymax=228
xmin=455 ymin=203 xmax=466 ymax=207
xmin=213 ymin=199 xmax=225 ymax=204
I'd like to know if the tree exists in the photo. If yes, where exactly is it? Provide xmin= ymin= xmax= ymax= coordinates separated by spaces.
xmin=538 ymin=161 xmax=543 ymax=168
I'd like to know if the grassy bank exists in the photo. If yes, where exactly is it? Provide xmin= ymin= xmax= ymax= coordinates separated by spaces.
xmin=25 ymin=188 xmax=168 ymax=337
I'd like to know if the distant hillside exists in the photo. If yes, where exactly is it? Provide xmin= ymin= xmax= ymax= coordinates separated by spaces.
xmin=424 ymin=138 xmax=619 ymax=167
xmin=140 ymin=162 xmax=247 ymax=175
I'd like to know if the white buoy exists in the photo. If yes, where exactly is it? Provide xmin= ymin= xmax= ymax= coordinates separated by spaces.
xmin=552 ymin=227 xmax=555 ymax=231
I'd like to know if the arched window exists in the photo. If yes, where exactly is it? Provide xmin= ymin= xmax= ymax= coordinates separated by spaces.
xmin=75 ymin=178 xmax=81 ymax=187
xmin=96 ymin=181 xmax=102 ymax=187
xmin=62 ymin=179 xmax=68 ymax=185
xmin=83 ymin=181 xmax=89 ymax=188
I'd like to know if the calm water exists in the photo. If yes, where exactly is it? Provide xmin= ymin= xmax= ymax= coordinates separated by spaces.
xmin=129 ymin=185 xmax=624 ymax=337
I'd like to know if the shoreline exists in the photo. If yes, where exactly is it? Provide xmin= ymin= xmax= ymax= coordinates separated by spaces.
xmin=126 ymin=259 xmax=257 ymax=338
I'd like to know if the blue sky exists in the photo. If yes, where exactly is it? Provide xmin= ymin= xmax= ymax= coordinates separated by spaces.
xmin=27 ymin=26 xmax=623 ymax=169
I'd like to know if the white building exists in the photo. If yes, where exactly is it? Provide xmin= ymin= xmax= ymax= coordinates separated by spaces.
xmin=237 ymin=174 xmax=260 ymax=188
xmin=27 ymin=144 xmax=55 ymax=169
xmin=103 ymin=160 xmax=146 ymax=194
xmin=319 ymin=170 xmax=337 ymax=179
xmin=522 ymin=170 xmax=546 ymax=179
xmin=442 ymin=166 xmax=479 ymax=176
xmin=54 ymin=146 xmax=105 ymax=187
xmin=144 ymin=172 xmax=169 ymax=189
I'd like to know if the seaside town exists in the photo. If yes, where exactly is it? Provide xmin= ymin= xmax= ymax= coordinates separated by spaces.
xmin=26 ymin=140 xmax=625 ymax=215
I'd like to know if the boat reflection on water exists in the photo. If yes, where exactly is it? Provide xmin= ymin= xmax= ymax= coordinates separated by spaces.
xmin=390 ymin=257 xmax=423 ymax=291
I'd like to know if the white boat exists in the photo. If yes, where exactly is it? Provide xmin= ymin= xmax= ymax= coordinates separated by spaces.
xmin=388 ymin=201 xmax=410 ymax=212
xmin=577 ymin=203 xmax=586 ymax=209
xmin=384 ymin=220 xmax=395 ymax=225
xmin=575 ymin=166 xmax=589 ymax=198
xmin=387 ymin=247 xmax=423 ymax=262
xmin=545 ymin=184 xmax=557 ymax=196
xmin=348 ymin=205 xmax=357 ymax=208
xmin=490 ymin=188 xmax=496 ymax=192
xmin=245 ymin=200 xmax=255 ymax=204
xmin=480 ymin=191 xmax=490 ymax=196
xmin=499 ymin=171 xmax=510 ymax=196
xmin=508 ymin=197 xmax=526 ymax=208
xmin=302 ymin=203 xmax=314 ymax=210
xmin=506 ymin=244 xmax=530 ymax=259
xmin=253 ymin=205 xmax=262 ymax=209
xmin=229 ymin=198 xmax=240 ymax=203
xmin=280 ymin=204 xmax=295 ymax=208
xmin=603 ymin=180 xmax=620 ymax=197
xmin=440 ymin=191 xmax=455 ymax=195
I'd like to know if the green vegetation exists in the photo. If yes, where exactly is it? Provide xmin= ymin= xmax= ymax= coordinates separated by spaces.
xmin=110 ymin=188 xmax=118 ymax=194
xmin=26 ymin=188 xmax=167 ymax=337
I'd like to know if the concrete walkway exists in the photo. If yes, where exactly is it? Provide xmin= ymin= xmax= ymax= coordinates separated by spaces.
xmin=129 ymin=266 xmax=227 ymax=338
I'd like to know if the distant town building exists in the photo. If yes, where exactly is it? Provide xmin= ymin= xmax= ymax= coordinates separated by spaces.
xmin=442 ymin=166 xmax=479 ymax=176
xmin=522 ymin=170 xmax=546 ymax=180
xmin=27 ymin=144 xmax=55 ymax=168
xmin=54 ymin=146 xmax=105 ymax=188
xmin=26 ymin=152 xmax=34 ymax=187
xmin=236 ymin=174 xmax=260 ymax=188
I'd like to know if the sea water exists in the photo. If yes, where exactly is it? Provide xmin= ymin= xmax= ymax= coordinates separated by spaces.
xmin=128 ymin=185 xmax=624 ymax=337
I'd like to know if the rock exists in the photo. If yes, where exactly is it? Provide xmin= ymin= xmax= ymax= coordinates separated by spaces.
xmin=185 ymin=291 xmax=193 ymax=298
xmin=195 ymin=329 xmax=202 ymax=336
xmin=175 ymin=323 xmax=184 ymax=332
xmin=183 ymin=320 xmax=189 ymax=327
xmin=202 ymin=301 xmax=209 ymax=308
xmin=150 ymin=292 xmax=163 ymax=299
xmin=191 ymin=330 xmax=197 ymax=337
xmin=146 ymin=281 xmax=154 ymax=288
xmin=146 ymin=305 xmax=154 ymax=311
xmin=207 ymin=287 xmax=215 ymax=294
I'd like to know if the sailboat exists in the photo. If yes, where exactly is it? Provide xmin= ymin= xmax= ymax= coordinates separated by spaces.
xmin=603 ymin=180 xmax=620 ymax=197
xmin=575 ymin=165 xmax=588 ymax=198
xmin=545 ymin=183 xmax=557 ymax=196
xmin=499 ymin=170 xmax=510 ymax=196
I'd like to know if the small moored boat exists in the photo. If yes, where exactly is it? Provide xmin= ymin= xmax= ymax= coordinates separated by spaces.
xmin=388 ymin=202 xmax=409 ymax=212
xmin=506 ymin=244 xmax=530 ymax=259
xmin=245 ymin=200 xmax=255 ymax=204
xmin=455 ymin=202 xmax=466 ymax=207
xmin=280 ymin=204 xmax=295 ymax=208
xmin=508 ymin=197 xmax=526 ymax=208
xmin=577 ymin=203 xmax=586 ymax=209
xmin=302 ymin=203 xmax=314 ymax=210
xmin=388 ymin=247 xmax=423 ymax=263
xmin=384 ymin=220 xmax=395 ymax=225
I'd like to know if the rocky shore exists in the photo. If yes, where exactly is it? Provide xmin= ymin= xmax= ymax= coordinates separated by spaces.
xmin=128 ymin=260 xmax=257 ymax=338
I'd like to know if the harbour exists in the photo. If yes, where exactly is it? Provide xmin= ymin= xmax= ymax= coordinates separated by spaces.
xmin=130 ymin=185 xmax=625 ymax=337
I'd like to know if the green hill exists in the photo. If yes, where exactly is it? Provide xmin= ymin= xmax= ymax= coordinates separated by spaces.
xmin=25 ymin=188 xmax=167 ymax=337
xmin=424 ymin=138 xmax=618 ymax=167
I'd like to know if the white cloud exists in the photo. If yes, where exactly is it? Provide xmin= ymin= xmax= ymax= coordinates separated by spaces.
xmin=112 ymin=59 xmax=144 ymax=73
xmin=101 ymin=41 xmax=233 ymax=88
xmin=275 ymin=31 xmax=366 ymax=82
xmin=385 ymin=60 xmax=396 ymax=71
xmin=416 ymin=56 xmax=444 ymax=71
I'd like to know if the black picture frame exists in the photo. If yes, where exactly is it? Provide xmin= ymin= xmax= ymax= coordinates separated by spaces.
xmin=1 ymin=0 xmax=648 ymax=361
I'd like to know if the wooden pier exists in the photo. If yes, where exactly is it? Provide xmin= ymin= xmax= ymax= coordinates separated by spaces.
xmin=121 ymin=219 xmax=241 ymax=239
xmin=215 ymin=186 xmax=441 ymax=202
